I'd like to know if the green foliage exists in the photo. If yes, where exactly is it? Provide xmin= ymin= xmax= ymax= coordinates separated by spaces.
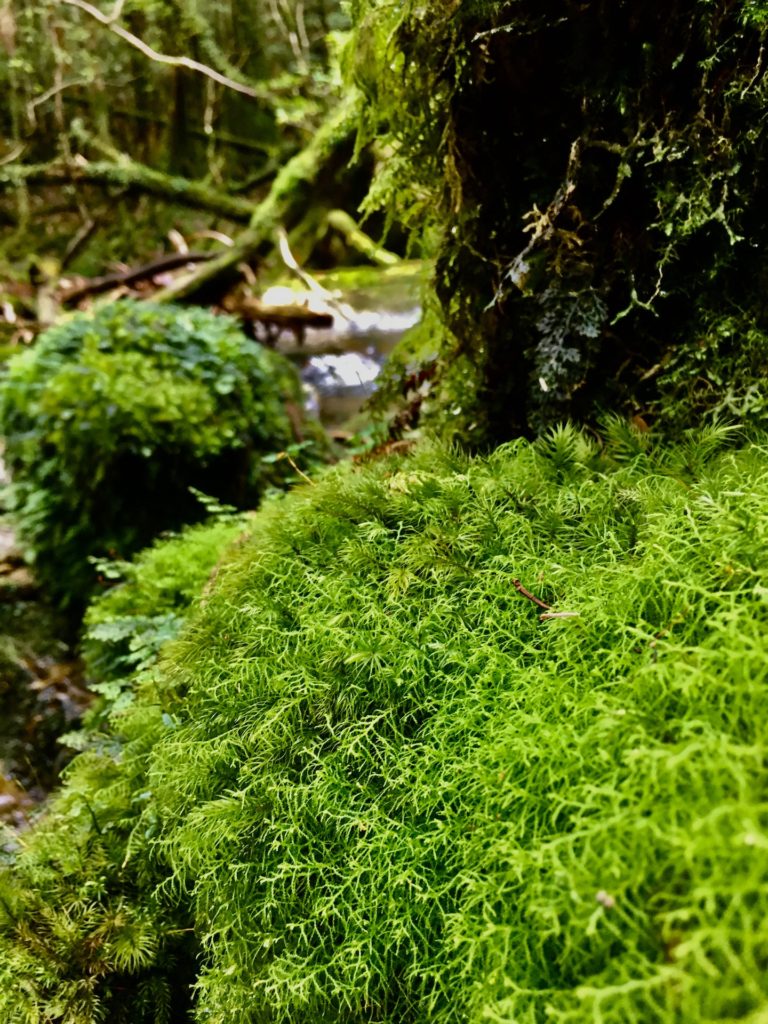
xmin=0 ymin=299 xmax=307 ymax=610
xmin=654 ymin=312 xmax=768 ymax=434
xmin=5 ymin=428 xmax=768 ymax=1021
xmin=0 ymin=514 xmax=244 ymax=1024
xmin=79 ymin=512 xmax=247 ymax=735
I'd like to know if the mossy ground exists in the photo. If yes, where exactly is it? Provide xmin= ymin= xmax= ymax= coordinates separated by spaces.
xmin=2 ymin=424 xmax=767 ymax=1022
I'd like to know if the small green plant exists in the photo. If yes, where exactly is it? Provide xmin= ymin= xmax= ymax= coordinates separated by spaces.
xmin=77 ymin=512 xmax=248 ymax=739
xmin=654 ymin=313 xmax=768 ymax=434
xmin=0 ymin=300 xmax=313 ymax=611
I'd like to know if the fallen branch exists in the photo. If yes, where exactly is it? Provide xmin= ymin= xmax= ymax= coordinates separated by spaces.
xmin=61 ymin=252 xmax=212 ymax=306
xmin=221 ymin=293 xmax=332 ymax=345
xmin=0 ymin=159 xmax=256 ymax=222
xmin=153 ymin=96 xmax=360 ymax=304
xmin=277 ymin=228 xmax=352 ymax=323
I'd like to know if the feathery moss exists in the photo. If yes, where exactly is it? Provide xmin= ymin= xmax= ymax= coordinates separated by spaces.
xmin=3 ymin=426 xmax=768 ymax=1021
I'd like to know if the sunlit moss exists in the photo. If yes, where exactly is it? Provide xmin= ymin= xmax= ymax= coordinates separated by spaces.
xmin=5 ymin=426 xmax=768 ymax=1022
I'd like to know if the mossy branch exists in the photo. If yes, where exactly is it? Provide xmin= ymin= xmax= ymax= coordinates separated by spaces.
xmin=0 ymin=160 xmax=256 ymax=222
xmin=326 ymin=208 xmax=400 ymax=266
xmin=153 ymin=96 xmax=361 ymax=304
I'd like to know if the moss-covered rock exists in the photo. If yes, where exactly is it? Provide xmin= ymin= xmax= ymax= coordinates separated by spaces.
xmin=0 ymin=300 xmax=314 ymax=611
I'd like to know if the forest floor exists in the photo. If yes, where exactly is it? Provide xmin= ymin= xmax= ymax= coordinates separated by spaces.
xmin=0 ymin=509 xmax=88 ymax=828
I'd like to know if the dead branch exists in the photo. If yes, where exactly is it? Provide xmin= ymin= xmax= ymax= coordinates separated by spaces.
xmin=222 ymin=293 xmax=332 ymax=345
xmin=60 ymin=252 xmax=212 ymax=306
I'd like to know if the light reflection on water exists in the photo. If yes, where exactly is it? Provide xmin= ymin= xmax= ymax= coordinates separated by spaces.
xmin=266 ymin=281 xmax=422 ymax=425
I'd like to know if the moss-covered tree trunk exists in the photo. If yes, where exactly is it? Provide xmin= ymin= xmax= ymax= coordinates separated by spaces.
xmin=356 ymin=1 xmax=768 ymax=443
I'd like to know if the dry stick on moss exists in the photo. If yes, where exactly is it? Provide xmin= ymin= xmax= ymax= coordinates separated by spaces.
xmin=513 ymin=578 xmax=580 ymax=620
xmin=512 ymin=578 xmax=551 ymax=610
xmin=59 ymin=0 xmax=270 ymax=101
xmin=153 ymin=97 xmax=360 ymax=305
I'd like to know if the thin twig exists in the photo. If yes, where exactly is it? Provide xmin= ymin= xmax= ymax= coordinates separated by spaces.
xmin=0 ymin=143 xmax=26 ymax=167
xmin=285 ymin=454 xmax=314 ymax=486
xmin=512 ymin=578 xmax=551 ymax=610
xmin=59 ymin=0 xmax=268 ymax=100
xmin=27 ymin=78 xmax=85 ymax=127
xmin=277 ymin=227 xmax=353 ymax=322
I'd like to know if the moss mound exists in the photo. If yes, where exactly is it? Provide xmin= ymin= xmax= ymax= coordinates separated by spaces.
xmin=0 ymin=299 xmax=307 ymax=610
xmin=3 ymin=426 xmax=768 ymax=1022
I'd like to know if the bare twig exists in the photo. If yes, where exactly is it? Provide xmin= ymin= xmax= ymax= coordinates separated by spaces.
xmin=60 ymin=251 xmax=211 ymax=305
xmin=512 ymin=578 xmax=551 ymax=611
xmin=539 ymin=611 xmax=580 ymax=621
xmin=62 ymin=216 xmax=97 ymax=267
xmin=0 ymin=143 xmax=25 ymax=166
xmin=27 ymin=78 xmax=85 ymax=127
xmin=277 ymin=227 xmax=353 ymax=322
xmin=59 ymin=0 xmax=268 ymax=100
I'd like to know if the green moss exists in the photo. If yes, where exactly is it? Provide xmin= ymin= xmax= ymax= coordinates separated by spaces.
xmin=0 ymin=299 xmax=313 ymax=611
xmin=3 ymin=426 xmax=768 ymax=1022
xmin=0 ymin=515 xmax=246 ymax=1024
xmin=80 ymin=513 xmax=248 ymax=733
xmin=346 ymin=1 xmax=768 ymax=442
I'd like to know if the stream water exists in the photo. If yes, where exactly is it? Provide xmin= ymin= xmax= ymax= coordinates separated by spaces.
xmin=268 ymin=261 xmax=423 ymax=425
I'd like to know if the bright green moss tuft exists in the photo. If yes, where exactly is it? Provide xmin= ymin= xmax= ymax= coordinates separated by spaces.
xmin=0 ymin=299 xmax=309 ymax=611
xmin=154 ymin=427 xmax=768 ymax=1021
xmin=3 ymin=427 xmax=768 ymax=1022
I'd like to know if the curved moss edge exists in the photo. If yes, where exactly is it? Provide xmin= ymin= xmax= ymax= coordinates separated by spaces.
xmin=2 ymin=427 xmax=768 ymax=1022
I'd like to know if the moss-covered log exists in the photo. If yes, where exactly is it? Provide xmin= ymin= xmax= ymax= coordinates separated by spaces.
xmin=0 ymin=160 xmax=255 ymax=222
xmin=153 ymin=97 xmax=360 ymax=304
